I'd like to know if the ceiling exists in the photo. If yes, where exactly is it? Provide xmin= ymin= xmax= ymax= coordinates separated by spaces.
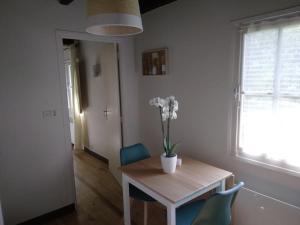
xmin=58 ymin=0 xmax=178 ymax=14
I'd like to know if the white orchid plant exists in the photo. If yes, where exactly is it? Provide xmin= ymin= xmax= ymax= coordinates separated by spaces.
xmin=149 ymin=96 xmax=179 ymax=158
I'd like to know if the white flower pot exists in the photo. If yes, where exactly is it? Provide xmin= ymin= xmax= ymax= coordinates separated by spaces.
xmin=160 ymin=153 xmax=177 ymax=174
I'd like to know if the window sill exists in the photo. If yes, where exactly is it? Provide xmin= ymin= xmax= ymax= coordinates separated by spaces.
xmin=234 ymin=154 xmax=300 ymax=178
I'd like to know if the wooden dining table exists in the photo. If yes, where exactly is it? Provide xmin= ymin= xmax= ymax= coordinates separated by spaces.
xmin=120 ymin=156 xmax=233 ymax=225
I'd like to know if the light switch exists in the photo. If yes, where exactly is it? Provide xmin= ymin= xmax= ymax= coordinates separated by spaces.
xmin=42 ymin=110 xmax=56 ymax=119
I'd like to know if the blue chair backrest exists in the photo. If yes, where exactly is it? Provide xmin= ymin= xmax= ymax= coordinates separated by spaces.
xmin=191 ymin=182 xmax=244 ymax=225
xmin=120 ymin=143 xmax=151 ymax=166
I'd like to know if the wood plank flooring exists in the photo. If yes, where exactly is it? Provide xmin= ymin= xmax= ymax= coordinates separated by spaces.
xmin=44 ymin=150 xmax=166 ymax=225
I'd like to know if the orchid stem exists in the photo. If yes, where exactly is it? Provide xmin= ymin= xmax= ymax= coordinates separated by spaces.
xmin=167 ymin=101 xmax=171 ymax=157
xmin=159 ymin=107 xmax=166 ymax=153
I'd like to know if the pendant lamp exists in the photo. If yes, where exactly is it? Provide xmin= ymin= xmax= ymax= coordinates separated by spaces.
xmin=86 ymin=0 xmax=143 ymax=36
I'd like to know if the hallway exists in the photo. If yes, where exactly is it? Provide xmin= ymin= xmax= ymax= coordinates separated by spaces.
xmin=44 ymin=150 xmax=165 ymax=225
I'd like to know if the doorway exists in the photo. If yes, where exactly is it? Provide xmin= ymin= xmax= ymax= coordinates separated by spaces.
xmin=60 ymin=37 xmax=123 ymax=189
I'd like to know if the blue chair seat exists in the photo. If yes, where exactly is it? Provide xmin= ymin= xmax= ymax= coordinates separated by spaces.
xmin=129 ymin=184 xmax=156 ymax=202
xmin=176 ymin=200 xmax=205 ymax=225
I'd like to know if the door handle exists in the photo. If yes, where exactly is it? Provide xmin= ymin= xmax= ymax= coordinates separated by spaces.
xmin=104 ymin=108 xmax=110 ymax=120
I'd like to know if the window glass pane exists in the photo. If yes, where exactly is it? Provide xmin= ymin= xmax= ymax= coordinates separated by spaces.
xmin=239 ymin=95 xmax=300 ymax=168
xmin=279 ymin=24 xmax=300 ymax=96
xmin=276 ymin=98 xmax=300 ymax=167
xmin=242 ymin=29 xmax=278 ymax=94
xmin=239 ymin=95 xmax=273 ymax=156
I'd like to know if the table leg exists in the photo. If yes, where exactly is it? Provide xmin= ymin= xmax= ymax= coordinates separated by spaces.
xmin=167 ymin=204 xmax=176 ymax=225
xmin=122 ymin=174 xmax=131 ymax=225
xmin=217 ymin=179 xmax=226 ymax=192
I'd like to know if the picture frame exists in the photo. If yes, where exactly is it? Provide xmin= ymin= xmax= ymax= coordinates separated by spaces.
xmin=142 ymin=48 xmax=168 ymax=76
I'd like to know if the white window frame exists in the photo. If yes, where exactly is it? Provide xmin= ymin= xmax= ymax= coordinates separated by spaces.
xmin=232 ymin=8 xmax=300 ymax=177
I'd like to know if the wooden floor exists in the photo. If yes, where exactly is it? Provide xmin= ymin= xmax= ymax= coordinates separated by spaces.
xmin=44 ymin=150 xmax=166 ymax=225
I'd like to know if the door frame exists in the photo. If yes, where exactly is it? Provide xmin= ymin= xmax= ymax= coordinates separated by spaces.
xmin=55 ymin=30 xmax=125 ymax=202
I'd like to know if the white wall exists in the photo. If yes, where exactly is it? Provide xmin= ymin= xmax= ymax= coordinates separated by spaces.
xmin=0 ymin=0 xmax=139 ymax=224
xmin=135 ymin=0 xmax=300 ymax=224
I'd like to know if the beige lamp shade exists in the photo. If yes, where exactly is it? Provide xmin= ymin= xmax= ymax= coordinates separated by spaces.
xmin=86 ymin=0 xmax=143 ymax=36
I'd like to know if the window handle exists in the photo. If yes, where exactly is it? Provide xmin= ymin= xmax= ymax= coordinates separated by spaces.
xmin=234 ymin=85 xmax=241 ymax=99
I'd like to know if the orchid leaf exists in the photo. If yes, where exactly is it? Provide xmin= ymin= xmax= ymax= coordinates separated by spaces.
xmin=170 ymin=143 xmax=177 ymax=152
xmin=168 ymin=140 xmax=172 ymax=150
xmin=163 ymin=137 xmax=169 ymax=153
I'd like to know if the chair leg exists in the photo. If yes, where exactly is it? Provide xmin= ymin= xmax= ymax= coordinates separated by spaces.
xmin=143 ymin=202 xmax=148 ymax=225
xmin=130 ymin=198 xmax=134 ymax=208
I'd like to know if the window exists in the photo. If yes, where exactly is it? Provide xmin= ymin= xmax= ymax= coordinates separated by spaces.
xmin=65 ymin=63 xmax=74 ymax=122
xmin=236 ymin=15 xmax=300 ymax=173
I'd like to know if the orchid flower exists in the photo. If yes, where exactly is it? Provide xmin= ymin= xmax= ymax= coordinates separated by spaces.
xmin=149 ymin=96 xmax=179 ymax=157
xmin=149 ymin=97 xmax=166 ymax=108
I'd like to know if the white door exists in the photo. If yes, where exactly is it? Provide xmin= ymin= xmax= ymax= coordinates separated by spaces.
xmin=102 ymin=43 xmax=122 ymax=182
xmin=79 ymin=41 xmax=122 ymax=182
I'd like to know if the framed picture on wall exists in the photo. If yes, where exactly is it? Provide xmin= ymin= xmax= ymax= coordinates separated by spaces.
xmin=142 ymin=48 xmax=168 ymax=76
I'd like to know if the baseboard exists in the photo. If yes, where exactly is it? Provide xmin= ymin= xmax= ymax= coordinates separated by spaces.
xmin=84 ymin=146 xmax=109 ymax=164
xmin=18 ymin=204 xmax=75 ymax=225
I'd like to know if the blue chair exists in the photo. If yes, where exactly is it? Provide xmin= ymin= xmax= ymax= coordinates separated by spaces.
xmin=176 ymin=182 xmax=244 ymax=225
xmin=120 ymin=143 xmax=156 ymax=225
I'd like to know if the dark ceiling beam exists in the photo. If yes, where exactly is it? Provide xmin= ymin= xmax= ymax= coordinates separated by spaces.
xmin=139 ymin=0 xmax=177 ymax=14
xmin=57 ymin=0 xmax=178 ymax=13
